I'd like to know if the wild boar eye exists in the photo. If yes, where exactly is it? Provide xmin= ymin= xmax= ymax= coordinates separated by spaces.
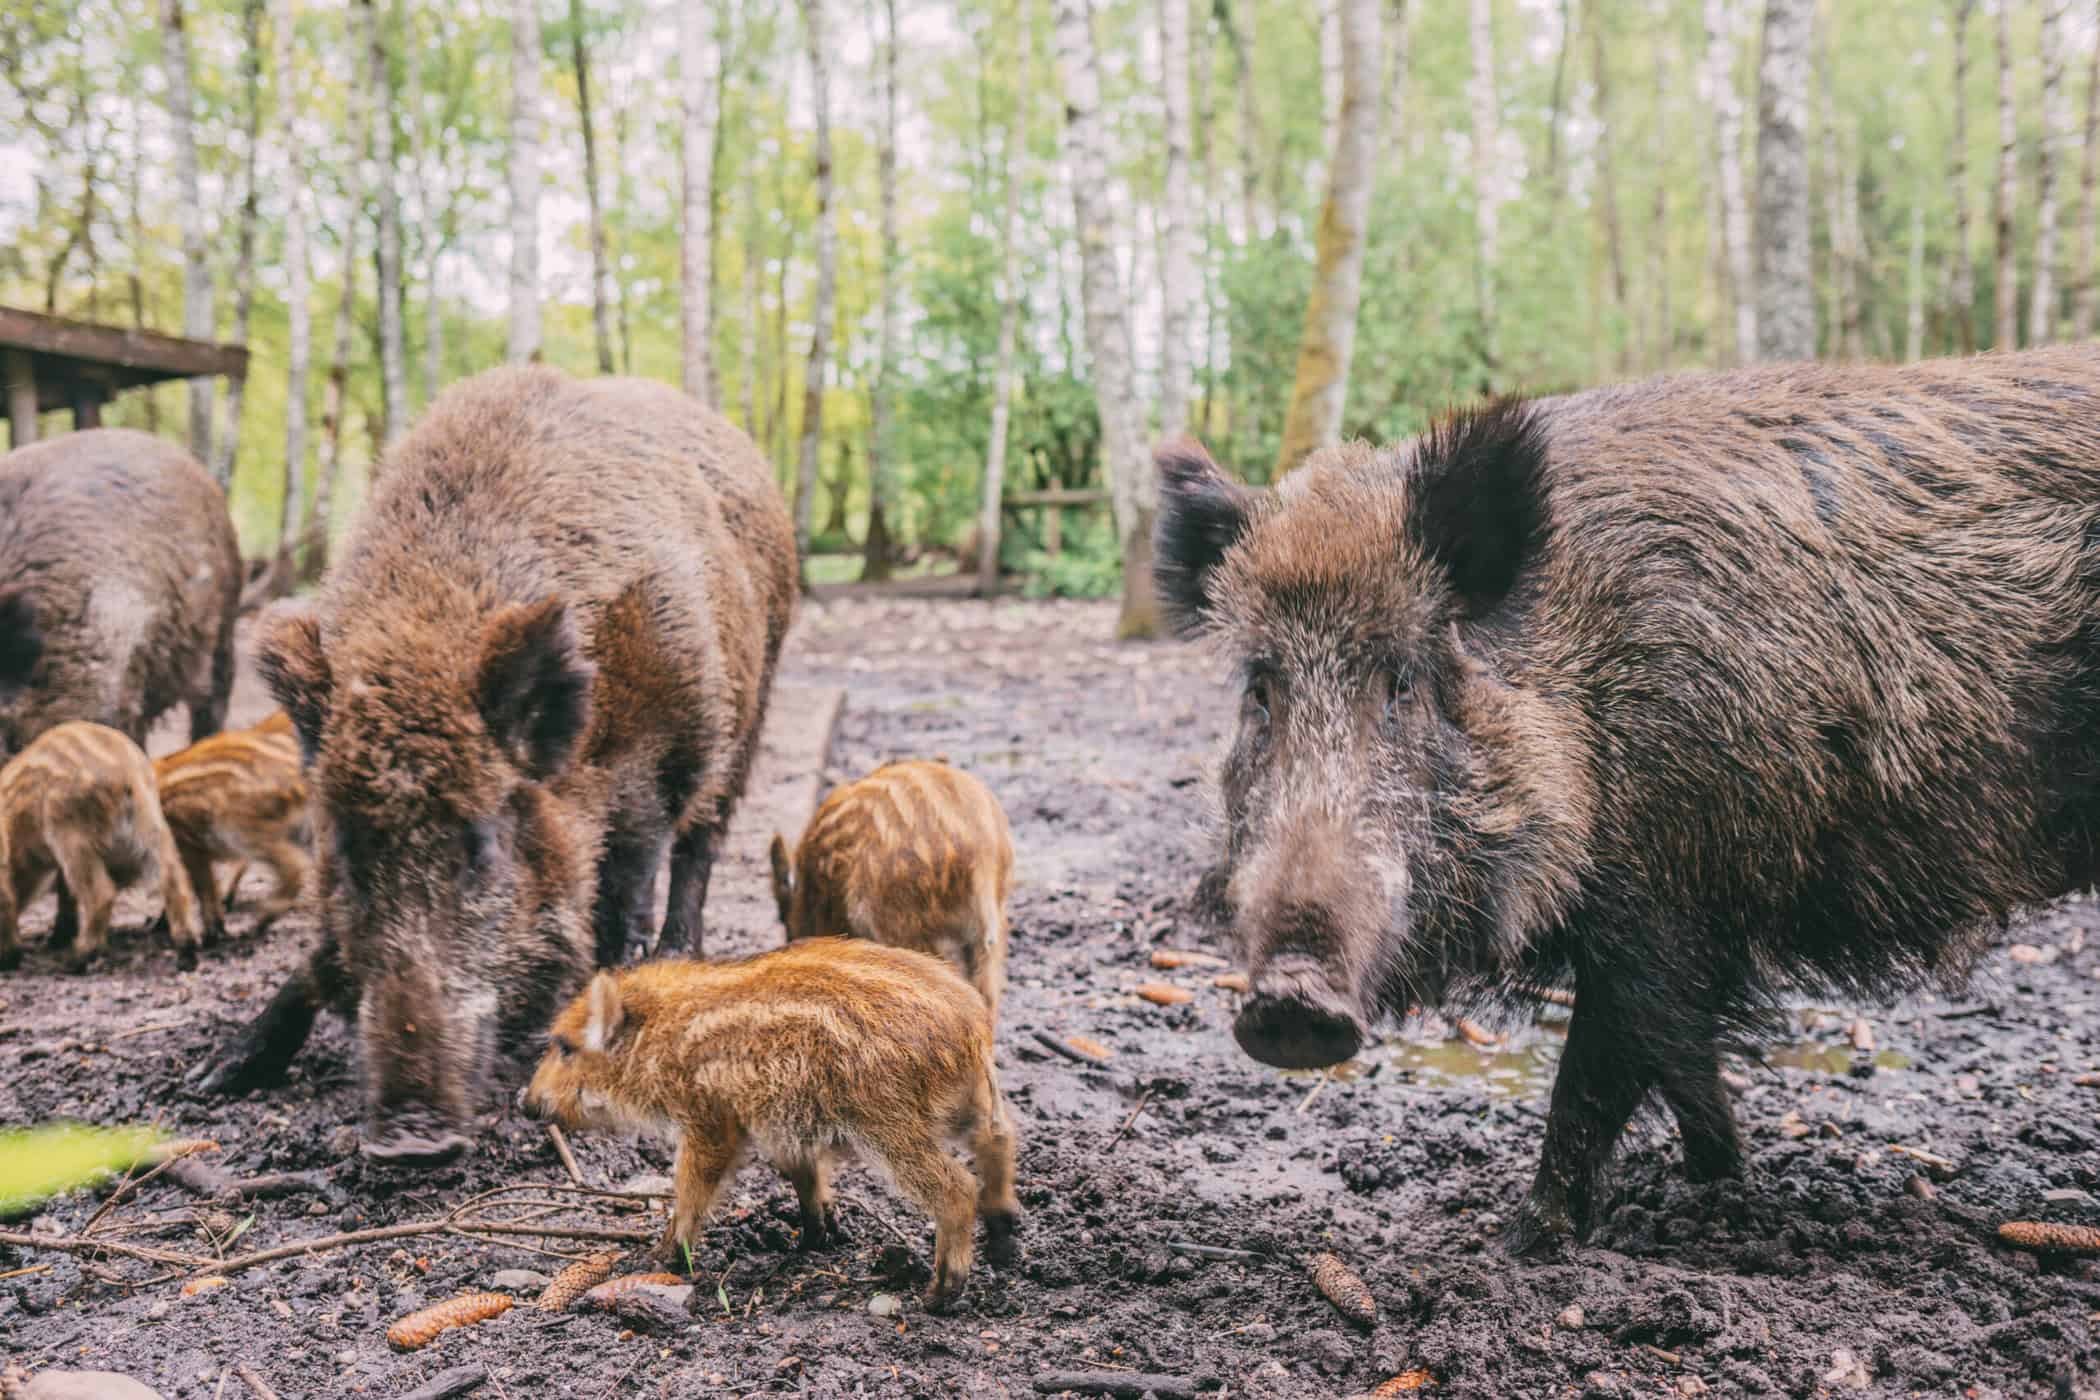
xmin=549 ymin=1032 xmax=577 ymax=1057
xmin=1242 ymin=676 xmax=1272 ymax=728
xmin=1383 ymin=671 xmax=1413 ymax=723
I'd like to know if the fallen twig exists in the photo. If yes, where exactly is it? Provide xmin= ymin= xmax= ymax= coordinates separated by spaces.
xmin=1165 ymin=1240 xmax=1264 ymax=1261
xmin=1030 ymin=1372 xmax=1214 ymax=1399
xmin=1642 ymin=1344 xmax=1682 ymax=1366
xmin=1998 ymin=1221 xmax=2100 ymax=1255
xmin=235 ymin=1363 xmax=280 ymax=1400
xmin=80 ymin=1139 xmax=220 ymax=1238
xmin=1031 ymin=1029 xmax=1109 ymax=1065
xmin=1888 ymin=1143 xmax=1958 ymax=1176
xmin=0 ymin=1264 xmax=51 ymax=1282
xmin=398 ymin=1368 xmax=488 ymax=1400
xmin=0 ymin=1229 xmax=212 ymax=1271
xmin=1296 ymin=1071 xmax=1331 ymax=1115
xmin=546 ymin=1124 xmax=584 ymax=1188
xmin=109 ymin=1019 xmax=194 ymax=1042
xmin=166 ymin=1161 xmax=329 ymax=1202
xmin=1107 ymin=1087 xmax=1156 ymax=1150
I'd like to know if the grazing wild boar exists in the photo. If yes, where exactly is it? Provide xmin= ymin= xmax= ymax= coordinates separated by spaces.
xmin=154 ymin=710 xmax=309 ymax=942
xmin=195 ymin=367 xmax=797 ymax=1167
xmin=1154 ymin=346 xmax=2100 ymax=1255
xmin=0 ymin=722 xmax=203 ymax=972
xmin=770 ymin=760 xmax=1015 ymax=1013
xmin=0 ymin=429 xmax=241 ymax=759
xmin=520 ymin=938 xmax=1022 ymax=1311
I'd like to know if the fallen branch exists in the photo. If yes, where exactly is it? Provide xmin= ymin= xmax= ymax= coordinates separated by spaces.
xmin=0 ymin=1229 xmax=211 ymax=1271
xmin=1107 ymin=1087 xmax=1155 ymax=1150
xmin=546 ymin=1124 xmax=584 ymax=1187
xmin=235 ymin=1363 xmax=280 ymax=1400
xmin=1030 ymin=1373 xmax=1215 ymax=1399
xmin=1165 ymin=1240 xmax=1264 ymax=1261
xmin=166 ymin=1161 xmax=330 ymax=1202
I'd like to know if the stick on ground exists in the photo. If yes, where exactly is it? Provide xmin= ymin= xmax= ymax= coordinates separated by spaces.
xmin=235 ymin=1363 xmax=280 ymax=1400
xmin=546 ymin=1124 xmax=584 ymax=1187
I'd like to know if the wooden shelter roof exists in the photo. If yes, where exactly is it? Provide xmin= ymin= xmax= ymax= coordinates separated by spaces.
xmin=0 ymin=305 xmax=248 ymax=413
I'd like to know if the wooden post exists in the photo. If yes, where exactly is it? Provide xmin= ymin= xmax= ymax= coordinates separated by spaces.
xmin=4 ymin=348 xmax=35 ymax=448
xmin=71 ymin=384 xmax=104 ymax=430
xmin=1044 ymin=504 xmax=1063 ymax=557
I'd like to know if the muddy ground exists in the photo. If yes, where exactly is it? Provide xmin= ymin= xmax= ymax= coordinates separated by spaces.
xmin=3 ymin=593 xmax=2098 ymax=1399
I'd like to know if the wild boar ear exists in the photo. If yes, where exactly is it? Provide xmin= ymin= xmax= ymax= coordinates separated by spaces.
xmin=1407 ymin=399 xmax=1550 ymax=617
xmin=768 ymin=834 xmax=794 ymax=902
xmin=255 ymin=601 xmax=332 ymax=763
xmin=0 ymin=587 xmax=41 ymax=694
xmin=1154 ymin=438 xmax=1256 ymax=636
xmin=477 ymin=598 xmax=597 ymax=780
xmin=582 ymin=971 xmax=625 ymax=1053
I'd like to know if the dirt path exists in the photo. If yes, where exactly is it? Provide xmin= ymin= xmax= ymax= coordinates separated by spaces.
xmin=3 ymin=596 xmax=2097 ymax=1398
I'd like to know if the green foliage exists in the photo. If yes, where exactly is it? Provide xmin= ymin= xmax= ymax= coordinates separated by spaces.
xmin=0 ymin=1123 xmax=163 ymax=1216
xmin=1019 ymin=514 xmax=1122 ymax=600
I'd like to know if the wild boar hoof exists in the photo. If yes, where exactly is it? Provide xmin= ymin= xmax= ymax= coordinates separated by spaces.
xmin=360 ymin=1122 xmax=470 ymax=1167
xmin=1505 ymin=1197 xmax=1574 ymax=1260
xmin=923 ymin=1277 xmax=965 ymax=1314
xmin=982 ymin=1211 xmax=1021 ymax=1268
xmin=61 ymin=948 xmax=102 ymax=976
xmin=0 ymin=947 xmax=20 ymax=973
xmin=799 ymin=1206 xmax=845 ymax=1250
xmin=174 ymin=944 xmax=200 ymax=973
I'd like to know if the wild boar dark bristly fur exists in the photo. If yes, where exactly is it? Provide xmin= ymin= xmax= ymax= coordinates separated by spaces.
xmin=1156 ymin=345 xmax=2100 ymax=1257
xmin=0 ymin=429 xmax=241 ymax=758
xmin=196 ymin=367 xmax=797 ymax=1167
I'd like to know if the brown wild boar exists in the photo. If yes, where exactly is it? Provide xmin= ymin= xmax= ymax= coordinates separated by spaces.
xmin=770 ymin=760 xmax=1015 ymax=1013
xmin=0 ymin=721 xmax=203 ymax=972
xmin=0 ymin=429 xmax=241 ymax=758
xmin=195 ymin=367 xmax=798 ymax=1167
xmin=520 ymin=938 xmax=1022 ymax=1311
xmin=1154 ymin=345 xmax=2100 ymax=1256
xmin=153 ymin=710 xmax=309 ymax=942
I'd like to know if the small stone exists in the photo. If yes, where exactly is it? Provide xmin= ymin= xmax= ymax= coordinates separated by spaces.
xmin=610 ymin=1284 xmax=691 ymax=1333
xmin=619 ymin=1173 xmax=674 ymax=1197
xmin=1819 ymin=1121 xmax=1843 ymax=1140
xmin=1905 ymin=1175 xmax=1937 ymax=1201
xmin=18 ymin=1372 xmax=166 ymax=1400
xmin=1847 ymin=1018 xmax=1875 ymax=1052
xmin=1240 ymin=1322 xmax=1277 ymax=1344
xmin=1557 ymin=1304 xmax=1586 ymax=1329
xmin=306 ymin=1200 xmax=329 ymax=1216
xmin=489 ymin=1269 xmax=550 ymax=1292
xmin=867 ymin=1293 xmax=903 ymax=1318
xmin=145 ymin=1300 xmax=170 ymax=1322
xmin=1955 ymin=1074 xmax=1981 ymax=1096
xmin=2007 ymin=943 xmax=2052 ymax=965
xmin=1822 ymin=1347 xmax=1871 ymax=1390
xmin=334 ymin=1350 xmax=356 ymax=1367
xmin=1677 ymin=1379 xmax=1710 ymax=1398
xmin=2041 ymin=1188 xmax=2096 ymax=1205
xmin=1777 ymin=1111 xmax=1811 ymax=1140
xmin=328 ymin=1126 xmax=359 ymax=1158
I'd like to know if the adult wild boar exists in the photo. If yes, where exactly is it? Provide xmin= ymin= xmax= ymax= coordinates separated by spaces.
xmin=1155 ymin=346 xmax=2100 ymax=1255
xmin=196 ymin=367 xmax=797 ymax=1166
xmin=0 ymin=429 xmax=241 ymax=759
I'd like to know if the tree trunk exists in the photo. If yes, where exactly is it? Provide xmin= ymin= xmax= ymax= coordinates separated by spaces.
xmin=1319 ymin=0 xmax=1341 ymax=180
xmin=1818 ymin=44 xmax=1847 ymax=357
xmin=1380 ymin=0 xmax=1414 ymax=154
xmin=1753 ymin=0 xmax=1814 ymax=362
xmin=679 ymin=0 xmax=717 ymax=398
xmin=211 ymin=0 xmax=266 ymax=487
xmin=1704 ymin=0 xmax=1756 ymax=363
xmin=1907 ymin=201 xmax=1926 ymax=361
xmin=508 ymin=0 xmax=542 ymax=363
xmin=1588 ymin=0 xmax=1631 ymax=372
xmin=406 ymin=2 xmax=442 ymax=406
xmin=310 ymin=0 xmax=381 ymax=583
xmin=2028 ymin=0 xmax=2068 ymax=344
xmin=1228 ymin=0 xmax=1259 ymax=241
xmin=1951 ymin=0 xmax=1977 ymax=351
xmin=1194 ymin=0 xmax=1217 ymax=430
xmin=1651 ymin=34 xmax=1670 ymax=369
xmin=793 ymin=0 xmax=836 ymax=574
xmin=1056 ymin=0 xmax=1158 ymax=637
xmin=1545 ymin=0 xmax=1570 ymax=179
xmin=1468 ymin=0 xmax=1498 ymax=364
xmin=1993 ymin=0 xmax=2017 ymax=348
xmin=740 ymin=247 xmax=759 ymax=434
xmin=2076 ymin=6 xmax=2100 ymax=341
xmin=1158 ymin=0 xmax=1195 ymax=439
xmin=1272 ymin=0 xmax=1379 ymax=477
xmin=567 ymin=0 xmax=614 ymax=374
xmin=371 ymin=0 xmax=407 ymax=445
xmin=862 ymin=0 xmax=902 ymax=580
xmin=979 ymin=0 xmax=1030 ymax=596
xmin=161 ymin=0 xmax=215 ymax=463
xmin=274 ymin=0 xmax=311 ymax=585
xmin=128 ymin=99 xmax=160 ymax=433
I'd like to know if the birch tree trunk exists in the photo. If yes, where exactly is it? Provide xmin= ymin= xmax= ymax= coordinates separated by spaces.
xmin=979 ymin=0 xmax=1030 ymax=596
xmin=1158 ymin=0 xmax=1195 ymax=439
xmin=1993 ymin=0 xmax=2017 ymax=348
xmin=1194 ymin=0 xmax=1217 ymax=428
xmin=1589 ymin=0 xmax=1632 ymax=371
xmin=1907 ymin=202 xmax=1926 ymax=361
xmin=2076 ymin=11 xmax=2100 ymax=341
xmin=1753 ymin=0 xmax=1814 ymax=362
xmin=1056 ymin=0 xmax=1157 ymax=638
xmin=1468 ymin=0 xmax=1498 ymax=363
xmin=1380 ymin=0 xmax=1414 ymax=154
xmin=1272 ymin=0 xmax=1379 ymax=477
xmin=1704 ymin=0 xmax=1756 ymax=363
xmin=2028 ymin=0 xmax=2068 ymax=344
xmin=1951 ymin=0 xmax=1977 ymax=351
xmin=371 ymin=0 xmax=407 ymax=445
xmin=567 ymin=0 xmax=614 ymax=374
xmin=862 ymin=0 xmax=901 ymax=579
xmin=793 ymin=0 xmax=836 ymax=573
xmin=1818 ymin=48 xmax=1847 ymax=357
xmin=508 ymin=0 xmax=542 ymax=363
xmin=739 ymin=249 xmax=759 ymax=434
xmin=309 ymin=0 xmax=380 ymax=582
xmin=1319 ymin=0 xmax=1342 ymax=180
xmin=680 ymin=0 xmax=718 ymax=399
xmin=273 ymin=0 xmax=311 ymax=585
xmin=1228 ymin=0 xmax=1259 ymax=241
xmin=211 ymin=0 xmax=266 ymax=487
xmin=406 ymin=3 xmax=441 ymax=406
xmin=161 ymin=0 xmax=215 ymax=463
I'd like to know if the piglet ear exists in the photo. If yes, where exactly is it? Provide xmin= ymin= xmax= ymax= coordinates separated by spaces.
xmin=1406 ymin=399 xmax=1550 ymax=617
xmin=1153 ymin=439 xmax=1256 ymax=637
xmin=477 ymin=598 xmax=596 ymax=780
xmin=582 ymin=971 xmax=626 ymax=1053
xmin=769 ymin=834 xmax=795 ymax=906
xmin=255 ymin=601 xmax=331 ymax=763
xmin=0 ymin=586 xmax=40 ymax=694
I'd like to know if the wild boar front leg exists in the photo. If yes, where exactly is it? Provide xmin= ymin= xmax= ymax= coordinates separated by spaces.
xmin=191 ymin=934 xmax=348 ymax=1093
xmin=191 ymin=614 xmax=236 ymax=744
xmin=784 ymin=1154 xmax=842 ymax=1249
xmin=876 ymin=1128 xmax=980 ymax=1312
xmin=252 ymin=840 xmax=310 ymax=927
xmin=656 ymin=1123 xmax=747 ymax=1270
xmin=47 ymin=835 xmax=116 ymax=973
xmin=150 ymin=820 xmax=206 ymax=967
xmin=0 ymin=864 xmax=22 ymax=972
xmin=1658 ymin=1042 xmax=1746 ymax=1184
xmin=658 ymin=822 xmax=719 ymax=959
xmin=1508 ymin=970 xmax=1653 ymax=1259
xmin=591 ymin=825 xmax=666 ymax=967
xmin=968 ymin=1094 xmax=1022 ymax=1268
xmin=172 ymin=835 xmax=225 ymax=946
